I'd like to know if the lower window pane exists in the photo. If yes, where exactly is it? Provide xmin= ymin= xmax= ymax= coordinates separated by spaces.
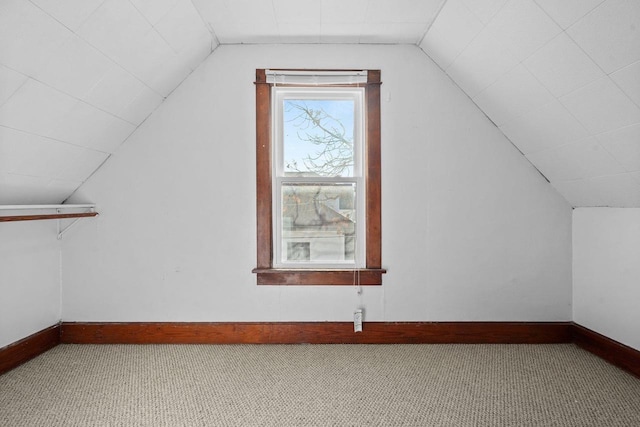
xmin=281 ymin=183 xmax=356 ymax=264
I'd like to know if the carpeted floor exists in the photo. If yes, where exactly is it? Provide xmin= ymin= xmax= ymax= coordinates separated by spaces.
xmin=1 ymin=343 xmax=639 ymax=426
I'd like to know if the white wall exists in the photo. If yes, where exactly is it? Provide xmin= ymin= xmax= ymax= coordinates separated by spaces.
xmin=63 ymin=44 xmax=572 ymax=322
xmin=0 ymin=218 xmax=60 ymax=348
xmin=573 ymin=208 xmax=640 ymax=351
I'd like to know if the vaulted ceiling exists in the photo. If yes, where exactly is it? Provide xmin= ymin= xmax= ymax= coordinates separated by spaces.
xmin=1 ymin=0 xmax=639 ymax=207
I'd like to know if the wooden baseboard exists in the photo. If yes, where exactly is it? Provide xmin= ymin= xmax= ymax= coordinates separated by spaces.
xmin=571 ymin=324 xmax=640 ymax=379
xmin=0 ymin=324 xmax=60 ymax=375
xmin=60 ymin=321 xmax=572 ymax=345
xmin=4 ymin=322 xmax=639 ymax=380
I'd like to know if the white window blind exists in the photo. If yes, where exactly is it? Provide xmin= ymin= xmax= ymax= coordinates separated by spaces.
xmin=265 ymin=69 xmax=367 ymax=86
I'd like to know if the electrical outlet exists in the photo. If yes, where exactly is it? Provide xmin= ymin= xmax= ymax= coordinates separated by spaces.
xmin=354 ymin=309 xmax=363 ymax=333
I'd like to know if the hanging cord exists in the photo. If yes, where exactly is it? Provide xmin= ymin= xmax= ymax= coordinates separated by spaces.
xmin=353 ymin=250 xmax=362 ymax=295
xmin=352 ymin=194 xmax=361 ymax=296
xmin=353 ymin=234 xmax=364 ymax=333
xmin=353 ymin=228 xmax=362 ymax=297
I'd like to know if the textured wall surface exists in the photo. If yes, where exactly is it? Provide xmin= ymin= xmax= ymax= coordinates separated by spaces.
xmin=62 ymin=44 xmax=573 ymax=322
xmin=0 ymin=217 xmax=60 ymax=348
xmin=573 ymin=207 xmax=640 ymax=351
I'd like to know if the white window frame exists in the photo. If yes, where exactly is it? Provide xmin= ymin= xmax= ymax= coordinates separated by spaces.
xmin=272 ymin=87 xmax=366 ymax=269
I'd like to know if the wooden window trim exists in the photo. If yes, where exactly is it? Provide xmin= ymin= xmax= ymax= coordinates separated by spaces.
xmin=252 ymin=69 xmax=384 ymax=286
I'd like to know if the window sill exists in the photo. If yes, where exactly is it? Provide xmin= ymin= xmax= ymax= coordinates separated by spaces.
xmin=252 ymin=268 xmax=386 ymax=286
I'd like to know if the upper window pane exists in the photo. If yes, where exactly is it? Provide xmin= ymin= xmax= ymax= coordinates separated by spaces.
xmin=282 ymin=98 xmax=356 ymax=178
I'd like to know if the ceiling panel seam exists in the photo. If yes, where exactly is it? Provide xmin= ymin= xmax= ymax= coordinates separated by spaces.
xmin=25 ymin=0 xmax=166 ymax=98
xmin=13 ymin=74 xmax=139 ymax=127
xmin=128 ymin=1 xmax=178 ymax=54
xmin=416 ymin=0 xmax=449 ymax=47
xmin=189 ymin=0 xmax=220 ymax=47
xmin=0 ymin=125 xmax=113 ymax=156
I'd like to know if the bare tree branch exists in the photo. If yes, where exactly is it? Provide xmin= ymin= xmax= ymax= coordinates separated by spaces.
xmin=285 ymin=101 xmax=354 ymax=177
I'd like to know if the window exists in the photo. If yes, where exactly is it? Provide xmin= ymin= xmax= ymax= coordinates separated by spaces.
xmin=253 ymin=69 xmax=384 ymax=286
xmin=275 ymin=87 xmax=364 ymax=268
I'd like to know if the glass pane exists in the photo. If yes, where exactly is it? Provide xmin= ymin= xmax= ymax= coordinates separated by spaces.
xmin=287 ymin=242 xmax=310 ymax=261
xmin=281 ymin=183 xmax=356 ymax=264
xmin=283 ymin=99 xmax=355 ymax=177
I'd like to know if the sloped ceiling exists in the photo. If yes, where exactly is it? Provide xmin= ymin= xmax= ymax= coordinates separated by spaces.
xmin=0 ymin=0 xmax=214 ymax=204
xmin=191 ymin=0 xmax=445 ymax=43
xmin=1 ymin=0 xmax=638 ymax=207
xmin=420 ymin=0 xmax=640 ymax=207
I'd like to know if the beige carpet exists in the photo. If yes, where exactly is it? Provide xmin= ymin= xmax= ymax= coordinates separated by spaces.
xmin=1 ymin=343 xmax=639 ymax=426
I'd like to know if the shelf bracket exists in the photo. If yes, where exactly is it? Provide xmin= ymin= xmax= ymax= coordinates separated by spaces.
xmin=57 ymin=208 xmax=97 ymax=240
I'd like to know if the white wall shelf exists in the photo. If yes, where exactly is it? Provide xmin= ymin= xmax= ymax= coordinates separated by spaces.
xmin=0 ymin=204 xmax=98 ymax=239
